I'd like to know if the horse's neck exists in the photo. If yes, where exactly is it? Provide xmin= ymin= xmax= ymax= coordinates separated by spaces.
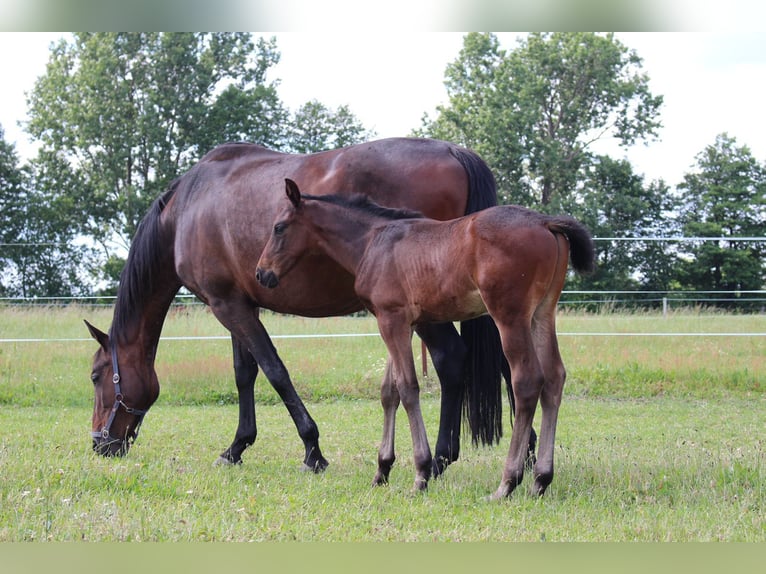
xmin=313 ymin=211 xmax=377 ymax=275
xmin=111 ymin=277 xmax=181 ymax=364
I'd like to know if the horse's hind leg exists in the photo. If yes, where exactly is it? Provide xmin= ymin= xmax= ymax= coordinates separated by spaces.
xmin=490 ymin=322 xmax=544 ymax=500
xmin=529 ymin=232 xmax=570 ymax=495
xmin=216 ymin=335 xmax=258 ymax=465
xmin=501 ymin=356 xmax=538 ymax=468
xmin=415 ymin=322 xmax=466 ymax=477
xmin=530 ymin=312 xmax=566 ymax=496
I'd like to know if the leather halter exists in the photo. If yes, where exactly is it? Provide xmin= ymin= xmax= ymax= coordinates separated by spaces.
xmin=91 ymin=345 xmax=149 ymax=448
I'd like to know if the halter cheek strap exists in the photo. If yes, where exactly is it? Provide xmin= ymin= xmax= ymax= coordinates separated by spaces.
xmin=91 ymin=345 xmax=149 ymax=445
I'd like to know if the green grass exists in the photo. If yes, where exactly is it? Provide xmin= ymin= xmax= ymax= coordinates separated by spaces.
xmin=0 ymin=305 xmax=764 ymax=541
xmin=1 ymin=305 xmax=764 ymax=407
xmin=0 ymin=396 xmax=763 ymax=541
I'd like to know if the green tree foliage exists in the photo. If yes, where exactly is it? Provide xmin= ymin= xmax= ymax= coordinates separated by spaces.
xmin=25 ymin=33 xmax=285 ymax=254
xmin=0 ymin=127 xmax=94 ymax=297
xmin=572 ymin=156 xmax=678 ymax=292
xmin=286 ymin=100 xmax=375 ymax=154
xmin=8 ymin=33 xmax=377 ymax=297
xmin=0 ymin=125 xmax=24 ymax=296
xmin=419 ymin=32 xmax=663 ymax=208
xmin=677 ymin=134 xmax=766 ymax=303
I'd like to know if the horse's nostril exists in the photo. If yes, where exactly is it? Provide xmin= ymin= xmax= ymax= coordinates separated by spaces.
xmin=256 ymin=268 xmax=278 ymax=288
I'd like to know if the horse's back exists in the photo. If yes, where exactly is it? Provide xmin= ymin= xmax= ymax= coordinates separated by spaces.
xmin=170 ymin=138 xmax=482 ymax=316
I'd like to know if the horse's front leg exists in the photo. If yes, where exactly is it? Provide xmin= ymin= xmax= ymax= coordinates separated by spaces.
xmin=378 ymin=315 xmax=432 ymax=492
xmin=216 ymin=335 xmax=258 ymax=465
xmin=211 ymin=299 xmax=329 ymax=472
xmin=373 ymin=358 xmax=399 ymax=486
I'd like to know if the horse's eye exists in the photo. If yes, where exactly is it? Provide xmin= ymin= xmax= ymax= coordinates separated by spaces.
xmin=90 ymin=372 xmax=99 ymax=384
xmin=274 ymin=222 xmax=287 ymax=236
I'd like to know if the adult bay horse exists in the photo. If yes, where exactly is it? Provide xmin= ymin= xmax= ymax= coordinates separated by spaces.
xmin=256 ymin=180 xmax=595 ymax=496
xmin=85 ymin=137 xmax=515 ymax=476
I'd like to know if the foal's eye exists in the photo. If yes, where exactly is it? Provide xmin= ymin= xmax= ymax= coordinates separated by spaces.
xmin=274 ymin=222 xmax=287 ymax=236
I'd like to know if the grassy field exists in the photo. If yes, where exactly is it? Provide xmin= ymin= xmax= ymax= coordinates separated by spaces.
xmin=0 ymin=305 xmax=764 ymax=541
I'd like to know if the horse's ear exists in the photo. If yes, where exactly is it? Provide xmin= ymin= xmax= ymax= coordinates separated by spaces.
xmin=285 ymin=178 xmax=301 ymax=208
xmin=84 ymin=320 xmax=109 ymax=352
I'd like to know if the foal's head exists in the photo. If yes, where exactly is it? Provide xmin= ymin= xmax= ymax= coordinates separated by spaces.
xmin=256 ymin=179 xmax=316 ymax=289
xmin=256 ymin=178 xmax=424 ymax=289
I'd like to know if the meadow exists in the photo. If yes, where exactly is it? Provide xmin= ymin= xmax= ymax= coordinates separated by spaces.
xmin=0 ymin=304 xmax=764 ymax=541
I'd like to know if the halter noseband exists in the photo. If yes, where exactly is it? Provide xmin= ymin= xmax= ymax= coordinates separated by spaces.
xmin=91 ymin=345 xmax=149 ymax=448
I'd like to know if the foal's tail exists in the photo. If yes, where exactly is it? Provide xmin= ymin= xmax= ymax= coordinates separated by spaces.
xmin=450 ymin=144 xmax=505 ymax=446
xmin=547 ymin=216 xmax=597 ymax=275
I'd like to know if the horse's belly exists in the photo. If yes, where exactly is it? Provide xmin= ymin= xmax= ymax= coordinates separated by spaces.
xmin=419 ymin=288 xmax=487 ymax=323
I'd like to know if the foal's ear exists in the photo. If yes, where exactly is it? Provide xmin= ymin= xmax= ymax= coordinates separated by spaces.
xmin=84 ymin=320 xmax=109 ymax=352
xmin=285 ymin=178 xmax=301 ymax=208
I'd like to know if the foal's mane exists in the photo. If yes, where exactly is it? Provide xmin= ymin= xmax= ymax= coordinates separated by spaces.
xmin=303 ymin=193 xmax=425 ymax=221
xmin=110 ymin=180 xmax=179 ymax=344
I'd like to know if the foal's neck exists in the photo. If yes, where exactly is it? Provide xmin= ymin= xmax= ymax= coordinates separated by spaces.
xmin=311 ymin=206 xmax=381 ymax=275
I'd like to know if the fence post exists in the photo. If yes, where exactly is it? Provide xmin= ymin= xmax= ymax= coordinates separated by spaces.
xmin=663 ymin=297 xmax=668 ymax=318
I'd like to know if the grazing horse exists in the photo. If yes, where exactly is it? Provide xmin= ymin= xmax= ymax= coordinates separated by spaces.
xmin=85 ymin=137 xmax=517 ymax=476
xmin=256 ymin=180 xmax=595 ymax=496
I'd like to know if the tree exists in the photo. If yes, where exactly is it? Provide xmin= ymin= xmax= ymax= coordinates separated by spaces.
xmin=419 ymin=33 xmax=663 ymax=209
xmin=571 ymin=156 xmax=678 ymax=294
xmin=25 ymin=33 xmax=286 ymax=259
xmin=0 ymin=125 xmax=24 ymax=296
xmin=677 ymin=134 xmax=766 ymax=305
xmin=0 ymin=127 xmax=94 ymax=297
xmin=285 ymin=100 xmax=375 ymax=154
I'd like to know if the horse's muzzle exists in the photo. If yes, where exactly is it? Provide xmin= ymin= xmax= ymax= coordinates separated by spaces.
xmin=92 ymin=436 xmax=130 ymax=457
xmin=255 ymin=267 xmax=279 ymax=288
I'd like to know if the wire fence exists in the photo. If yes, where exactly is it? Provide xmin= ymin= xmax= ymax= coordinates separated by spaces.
xmin=3 ymin=289 xmax=764 ymax=311
xmin=2 ymin=290 xmax=764 ymax=346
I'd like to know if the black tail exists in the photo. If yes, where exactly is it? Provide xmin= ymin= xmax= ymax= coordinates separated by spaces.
xmin=548 ymin=216 xmax=597 ymax=275
xmin=449 ymin=145 xmax=505 ymax=446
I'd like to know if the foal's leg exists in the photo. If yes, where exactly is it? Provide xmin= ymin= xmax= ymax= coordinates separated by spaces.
xmin=490 ymin=322 xmax=544 ymax=500
xmin=530 ymin=313 xmax=567 ymax=496
xmin=216 ymin=335 xmax=258 ymax=465
xmin=378 ymin=315 xmax=433 ymax=491
xmin=373 ymin=358 xmax=399 ymax=485
xmin=414 ymin=322 xmax=466 ymax=477
xmin=501 ymin=356 xmax=538 ymax=468
xmin=210 ymin=297 xmax=329 ymax=472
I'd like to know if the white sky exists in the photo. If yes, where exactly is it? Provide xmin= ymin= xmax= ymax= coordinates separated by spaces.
xmin=1 ymin=32 xmax=765 ymax=188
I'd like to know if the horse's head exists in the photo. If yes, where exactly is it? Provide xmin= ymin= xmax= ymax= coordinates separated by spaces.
xmin=256 ymin=178 xmax=312 ymax=289
xmin=84 ymin=320 xmax=159 ymax=456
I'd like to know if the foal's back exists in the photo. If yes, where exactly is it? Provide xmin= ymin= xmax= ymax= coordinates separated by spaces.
xmin=355 ymin=205 xmax=565 ymax=324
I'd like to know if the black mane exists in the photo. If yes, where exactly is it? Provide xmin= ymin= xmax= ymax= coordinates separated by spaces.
xmin=110 ymin=181 xmax=179 ymax=344
xmin=303 ymin=193 xmax=425 ymax=221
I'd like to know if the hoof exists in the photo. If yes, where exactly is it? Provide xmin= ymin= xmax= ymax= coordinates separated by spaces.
xmin=372 ymin=473 xmax=388 ymax=487
xmin=214 ymin=456 xmax=241 ymax=467
xmin=432 ymin=455 xmax=452 ymax=478
xmin=301 ymin=459 xmax=329 ymax=473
